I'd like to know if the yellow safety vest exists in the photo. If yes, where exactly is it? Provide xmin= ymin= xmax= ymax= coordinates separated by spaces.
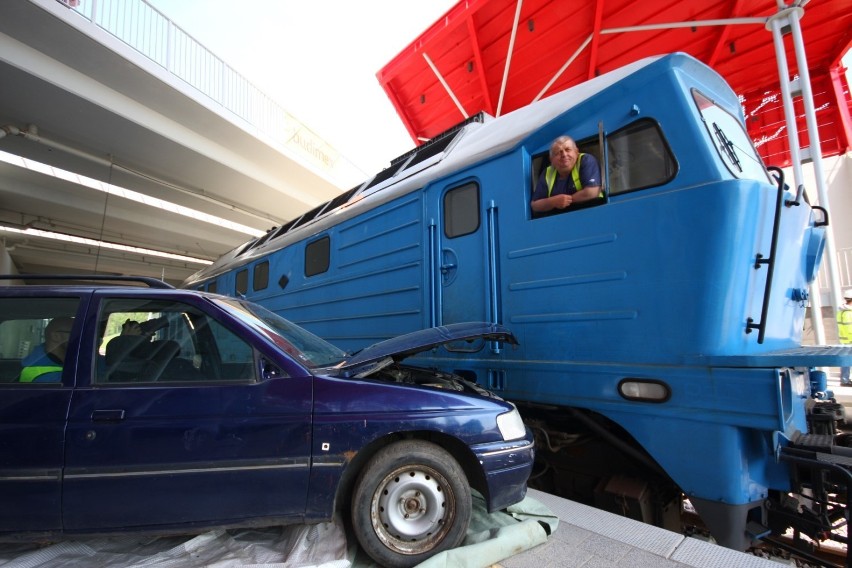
xmin=544 ymin=154 xmax=585 ymax=196
xmin=838 ymin=308 xmax=852 ymax=345
xmin=19 ymin=364 xmax=63 ymax=383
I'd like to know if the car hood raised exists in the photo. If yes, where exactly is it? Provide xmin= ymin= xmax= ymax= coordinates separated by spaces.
xmin=333 ymin=322 xmax=517 ymax=373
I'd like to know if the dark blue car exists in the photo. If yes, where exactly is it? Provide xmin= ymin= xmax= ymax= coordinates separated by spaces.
xmin=0 ymin=276 xmax=534 ymax=567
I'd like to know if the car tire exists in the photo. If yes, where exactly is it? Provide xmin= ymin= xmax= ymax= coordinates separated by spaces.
xmin=351 ymin=439 xmax=471 ymax=568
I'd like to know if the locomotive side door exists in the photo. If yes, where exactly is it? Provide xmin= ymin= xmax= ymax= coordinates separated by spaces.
xmin=433 ymin=181 xmax=488 ymax=347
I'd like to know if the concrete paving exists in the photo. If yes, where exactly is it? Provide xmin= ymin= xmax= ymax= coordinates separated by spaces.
xmin=504 ymin=489 xmax=789 ymax=568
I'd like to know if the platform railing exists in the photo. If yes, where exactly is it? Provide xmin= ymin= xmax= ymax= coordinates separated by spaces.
xmin=64 ymin=0 xmax=363 ymax=184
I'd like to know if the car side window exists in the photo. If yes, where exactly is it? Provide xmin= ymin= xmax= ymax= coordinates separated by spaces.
xmin=95 ymin=298 xmax=256 ymax=384
xmin=0 ymin=297 xmax=80 ymax=384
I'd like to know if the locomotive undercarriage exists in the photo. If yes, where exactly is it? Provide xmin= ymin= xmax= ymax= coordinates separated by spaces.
xmin=519 ymin=404 xmax=682 ymax=533
xmin=519 ymin=400 xmax=852 ymax=567
xmin=766 ymin=398 xmax=852 ymax=567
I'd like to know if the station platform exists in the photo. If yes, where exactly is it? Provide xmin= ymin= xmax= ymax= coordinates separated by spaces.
xmin=507 ymin=488 xmax=787 ymax=568
xmin=0 ymin=487 xmax=791 ymax=568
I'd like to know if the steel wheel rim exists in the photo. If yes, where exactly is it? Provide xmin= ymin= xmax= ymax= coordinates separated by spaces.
xmin=371 ymin=464 xmax=456 ymax=554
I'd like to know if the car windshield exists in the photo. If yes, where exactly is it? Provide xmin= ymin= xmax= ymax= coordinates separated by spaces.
xmin=212 ymin=297 xmax=347 ymax=368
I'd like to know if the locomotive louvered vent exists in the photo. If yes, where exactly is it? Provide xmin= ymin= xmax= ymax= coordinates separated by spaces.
xmin=235 ymin=113 xmax=488 ymax=258
xmin=325 ymin=185 xmax=359 ymax=211
xmin=239 ymin=186 xmax=361 ymax=256
xmin=288 ymin=202 xmax=328 ymax=232
xmin=238 ymin=225 xmax=278 ymax=255
xmin=391 ymin=111 xmax=488 ymax=170
xmin=237 ymin=236 xmax=262 ymax=256
xmin=361 ymin=161 xmax=406 ymax=191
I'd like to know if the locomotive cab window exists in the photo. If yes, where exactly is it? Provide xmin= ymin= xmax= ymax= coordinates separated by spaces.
xmin=530 ymin=137 xmax=605 ymax=219
xmin=606 ymin=119 xmax=677 ymax=195
xmin=531 ymin=121 xmax=677 ymax=212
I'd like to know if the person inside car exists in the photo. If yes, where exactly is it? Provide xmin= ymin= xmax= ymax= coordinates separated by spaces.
xmin=19 ymin=316 xmax=74 ymax=383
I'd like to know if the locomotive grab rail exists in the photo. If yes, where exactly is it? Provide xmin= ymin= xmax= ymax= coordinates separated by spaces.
xmin=746 ymin=166 xmax=787 ymax=343
xmin=428 ymin=220 xmax=439 ymax=327
xmin=487 ymin=201 xmax=501 ymax=354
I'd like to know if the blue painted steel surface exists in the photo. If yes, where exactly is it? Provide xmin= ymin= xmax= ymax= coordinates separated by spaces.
xmin=184 ymin=53 xmax=852 ymax=551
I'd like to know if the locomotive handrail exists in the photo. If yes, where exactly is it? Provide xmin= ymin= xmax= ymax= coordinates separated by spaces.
xmin=746 ymin=167 xmax=786 ymax=343
xmin=812 ymin=205 xmax=829 ymax=228
xmin=487 ymin=201 xmax=501 ymax=354
xmin=428 ymin=220 xmax=439 ymax=327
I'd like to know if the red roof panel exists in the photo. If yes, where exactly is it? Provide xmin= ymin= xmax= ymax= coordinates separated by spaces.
xmin=378 ymin=0 xmax=852 ymax=164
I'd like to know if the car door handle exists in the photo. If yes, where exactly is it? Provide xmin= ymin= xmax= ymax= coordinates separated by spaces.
xmin=91 ymin=409 xmax=126 ymax=422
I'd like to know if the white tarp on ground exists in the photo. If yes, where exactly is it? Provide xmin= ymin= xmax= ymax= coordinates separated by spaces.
xmin=0 ymin=493 xmax=557 ymax=568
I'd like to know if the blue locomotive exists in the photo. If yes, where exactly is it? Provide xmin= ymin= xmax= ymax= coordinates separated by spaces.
xmin=184 ymin=53 xmax=852 ymax=554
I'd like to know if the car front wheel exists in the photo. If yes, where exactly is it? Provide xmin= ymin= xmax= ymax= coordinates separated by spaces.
xmin=351 ymin=439 xmax=472 ymax=567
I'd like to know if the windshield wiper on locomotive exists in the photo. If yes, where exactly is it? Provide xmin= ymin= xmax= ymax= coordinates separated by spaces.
xmin=713 ymin=122 xmax=743 ymax=173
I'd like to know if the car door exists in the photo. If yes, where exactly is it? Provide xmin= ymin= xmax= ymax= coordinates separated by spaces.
xmin=0 ymin=295 xmax=83 ymax=533
xmin=62 ymin=292 xmax=313 ymax=531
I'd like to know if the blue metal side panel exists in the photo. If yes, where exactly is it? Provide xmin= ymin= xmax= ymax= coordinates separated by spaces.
xmin=258 ymin=195 xmax=427 ymax=353
xmin=406 ymin=354 xmax=804 ymax=505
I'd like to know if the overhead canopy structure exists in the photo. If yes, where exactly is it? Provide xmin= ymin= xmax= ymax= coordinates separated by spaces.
xmin=377 ymin=0 xmax=851 ymax=166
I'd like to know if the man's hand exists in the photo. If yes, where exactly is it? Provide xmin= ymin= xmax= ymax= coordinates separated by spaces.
xmin=550 ymin=194 xmax=573 ymax=209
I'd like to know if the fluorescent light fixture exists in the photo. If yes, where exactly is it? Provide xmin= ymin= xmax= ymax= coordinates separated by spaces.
xmin=0 ymin=225 xmax=212 ymax=265
xmin=0 ymin=150 xmax=265 ymax=237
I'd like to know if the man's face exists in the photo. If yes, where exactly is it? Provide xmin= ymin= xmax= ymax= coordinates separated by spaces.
xmin=46 ymin=323 xmax=71 ymax=352
xmin=551 ymin=142 xmax=579 ymax=175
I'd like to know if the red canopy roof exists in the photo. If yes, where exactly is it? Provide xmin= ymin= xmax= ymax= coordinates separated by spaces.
xmin=377 ymin=0 xmax=851 ymax=166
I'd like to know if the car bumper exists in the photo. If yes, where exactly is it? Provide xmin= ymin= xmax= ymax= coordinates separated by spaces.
xmin=473 ymin=429 xmax=536 ymax=513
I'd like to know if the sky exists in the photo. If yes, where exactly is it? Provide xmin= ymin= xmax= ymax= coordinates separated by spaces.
xmin=146 ymin=0 xmax=458 ymax=181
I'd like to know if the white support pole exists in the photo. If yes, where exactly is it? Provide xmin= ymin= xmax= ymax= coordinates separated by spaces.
xmin=766 ymin=7 xmax=830 ymax=344
xmin=496 ymin=0 xmax=523 ymax=117
xmin=422 ymin=53 xmax=468 ymax=121
xmin=533 ymin=34 xmax=592 ymax=104
xmin=788 ymin=8 xmax=844 ymax=314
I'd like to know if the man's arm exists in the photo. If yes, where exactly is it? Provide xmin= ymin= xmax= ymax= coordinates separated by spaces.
xmin=569 ymin=185 xmax=602 ymax=204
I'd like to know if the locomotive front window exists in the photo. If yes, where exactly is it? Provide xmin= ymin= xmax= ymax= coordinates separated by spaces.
xmin=692 ymin=89 xmax=770 ymax=183
xmin=605 ymin=119 xmax=677 ymax=195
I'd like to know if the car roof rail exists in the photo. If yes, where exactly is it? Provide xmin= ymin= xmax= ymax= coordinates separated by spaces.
xmin=0 ymin=274 xmax=175 ymax=289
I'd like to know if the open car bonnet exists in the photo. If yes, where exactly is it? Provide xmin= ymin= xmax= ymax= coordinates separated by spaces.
xmin=332 ymin=322 xmax=517 ymax=374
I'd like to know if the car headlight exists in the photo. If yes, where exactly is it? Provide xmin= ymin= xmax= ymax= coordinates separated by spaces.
xmin=496 ymin=407 xmax=526 ymax=441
